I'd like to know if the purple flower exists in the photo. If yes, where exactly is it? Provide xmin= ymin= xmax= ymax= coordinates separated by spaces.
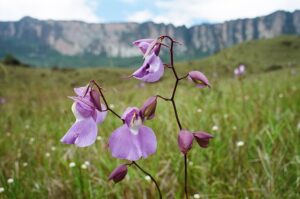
xmin=188 ymin=71 xmax=210 ymax=88
xmin=132 ymin=52 xmax=164 ymax=82
xmin=108 ymin=164 xmax=128 ymax=183
xmin=133 ymin=38 xmax=161 ymax=56
xmin=109 ymin=106 xmax=157 ymax=161
xmin=234 ymin=65 xmax=246 ymax=77
xmin=61 ymin=86 xmax=107 ymax=147
xmin=193 ymin=132 xmax=214 ymax=148
xmin=178 ymin=130 xmax=194 ymax=154
xmin=0 ymin=97 xmax=6 ymax=105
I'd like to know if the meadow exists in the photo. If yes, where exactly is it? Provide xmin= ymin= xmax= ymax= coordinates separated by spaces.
xmin=0 ymin=36 xmax=300 ymax=198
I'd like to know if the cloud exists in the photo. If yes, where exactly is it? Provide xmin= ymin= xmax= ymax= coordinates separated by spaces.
xmin=0 ymin=0 xmax=101 ymax=22
xmin=154 ymin=0 xmax=300 ymax=25
xmin=127 ymin=10 xmax=153 ymax=22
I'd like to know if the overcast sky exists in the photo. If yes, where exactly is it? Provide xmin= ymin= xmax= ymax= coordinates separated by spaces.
xmin=0 ymin=0 xmax=299 ymax=26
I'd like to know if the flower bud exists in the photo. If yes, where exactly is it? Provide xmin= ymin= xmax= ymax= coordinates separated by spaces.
xmin=193 ymin=132 xmax=213 ymax=148
xmin=140 ymin=96 xmax=157 ymax=120
xmin=178 ymin=130 xmax=194 ymax=154
xmin=188 ymin=71 xmax=210 ymax=88
xmin=90 ymin=89 xmax=102 ymax=111
xmin=108 ymin=164 xmax=128 ymax=183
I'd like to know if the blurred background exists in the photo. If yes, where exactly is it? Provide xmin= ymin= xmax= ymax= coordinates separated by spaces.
xmin=0 ymin=0 xmax=299 ymax=198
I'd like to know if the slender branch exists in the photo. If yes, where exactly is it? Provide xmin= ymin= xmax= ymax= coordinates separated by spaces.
xmin=156 ymin=95 xmax=171 ymax=101
xmin=184 ymin=155 xmax=188 ymax=199
xmin=133 ymin=162 xmax=162 ymax=199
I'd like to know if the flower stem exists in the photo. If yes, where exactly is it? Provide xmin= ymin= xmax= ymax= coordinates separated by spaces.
xmin=184 ymin=155 xmax=189 ymax=199
xmin=133 ymin=161 xmax=162 ymax=199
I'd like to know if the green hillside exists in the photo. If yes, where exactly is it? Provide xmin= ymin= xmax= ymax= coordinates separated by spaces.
xmin=177 ymin=35 xmax=300 ymax=76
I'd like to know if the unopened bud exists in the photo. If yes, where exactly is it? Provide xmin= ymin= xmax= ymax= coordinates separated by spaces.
xmin=108 ymin=164 xmax=128 ymax=183
xmin=188 ymin=71 xmax=210 ymax=88
xmin=178 ymin=130 xmax=194 ymax=154
xmin=90 ymin=89 xmax=102 ymax=111
xmin=140 ymin=96 xmax=157 ymax=120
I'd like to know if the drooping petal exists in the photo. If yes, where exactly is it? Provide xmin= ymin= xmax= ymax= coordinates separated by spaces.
xmin=178 ymin=130 xmax=194 ymax=154
xmin=137 ymin=125 xmax=157 ymax=158
xmin=109 ymin=125 xmax=142 ymax=161
xmin=108 ymin=164 xmax=128 ymax=183
xmin=188 ymin=71 xmax=210 ymax=88
xmin=193 ymin=132 xmax=213 ymax=148
xmin=109 ymin=124 xmax=157 ymax=161
xmin=132 ymin=53 xmax=164 ymax=82
xmin=61 ymin=117 xmax=98 ymax=147
xmin=140 ymin=96 xmax=157 ymax=120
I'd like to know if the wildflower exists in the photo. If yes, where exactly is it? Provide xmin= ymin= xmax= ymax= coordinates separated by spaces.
xmin=109 ymin=104 xmax=115 ymax=109
xmin=108 ymin=164 xmax=128 ymax=183
xmin=188 ymin=71 xmax=210 ymax=88
xmin=61 ymin=86 xmax=107 ymax=147
xmin=23 ymin=162 xmax=28 ymax=167
xmin=0 ymin=187 xmax=4 ymax=193
xmin=234 ymin=64 xmax=245 ymax=77
xmin=188 ymin=161 xmax=194 ymax=166
xmin=193 ymin=193 xmax=200 ymax=199
xmin=236 ymin=141 xmax=244 ymax=147
xmin=81 ymin=164 xmax=87 ymax=169
xmin=193 ymin=132 xmax=214 ymax=148
xmin=84 ymin=161 xmax=90 ymax=166
xmin=132 ymin=53 xmax=164 ymax=82
xmin=109 ymin=106 xmax=157 ymax=161
xmin=69 ymin=162 xmax=76 ymax=168
xmin=96 ymin=136 xmax=102 ymax=141
xmin=7 ymin=178 xmax=14 ymax=184
xmin=197 ymin=108 xmax=202 ymax=113
xmin=144 ymin=175 xmax=151 ymax=182
xmin=45 ymin=152 xmax=50 ymax=157
xmin=212 ymin=125 xmax=219 ymax=131
xmin=51 ymin=146 xmax=56 ymax=151
xmin=0 ymin=97 xmax=6 ymax=105
xmin=297 ymin=122 xmax=300 ymax=131
xmin=178 ymin=130 xmax=194 ymax=154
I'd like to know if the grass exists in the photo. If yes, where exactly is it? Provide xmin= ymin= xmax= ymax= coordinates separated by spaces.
xmin=0 ymin=36 xmax=300 ymax=198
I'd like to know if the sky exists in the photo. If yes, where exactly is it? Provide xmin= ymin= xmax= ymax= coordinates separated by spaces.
xmin=0 ymin=0 xmax=299 ymax=26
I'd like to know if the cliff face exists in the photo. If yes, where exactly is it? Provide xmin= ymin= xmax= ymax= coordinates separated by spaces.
xmin=0 ymin=10 xmax=299 ymax=67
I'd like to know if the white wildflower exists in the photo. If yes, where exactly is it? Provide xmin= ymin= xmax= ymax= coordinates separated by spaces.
xmin=51 ymin=146 xmax=56 ymax=151
xmin=0 ymin=187 xmax=4 ymax=193
xmin=236 ymin=141 xmax=244 ymax=147
xmin=81 ymin=164 xmax=87 ymax=170
xmin=69 ymin=162 xmax=76 ymax=168
xmin=144 ymin=175 xmax=151 ymax=182
xmin=23 ymin=162 xmax=28 ymax=167
xmin=7 ymin=178 xmax=14 ymax=184
xmin=109 ymin=104 xmax=115 ymax=109
xmin=212 ymin=125 xmax=219 ymax=131
xmin=96 ymin=136 xmax=102 ymax=141
xmin=45 ymin=152 xmax=50 ymax=157
xmin=84 ymin=161 xmax=90 ymax=166
xmin=197 ymin=109 xmax=202 ymax=113
xmin=193 ymin=193 xmax=200 ymax=199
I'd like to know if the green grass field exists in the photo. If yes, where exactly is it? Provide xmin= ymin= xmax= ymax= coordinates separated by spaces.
xmin=0 ymin=36 xmax=300 ymax=198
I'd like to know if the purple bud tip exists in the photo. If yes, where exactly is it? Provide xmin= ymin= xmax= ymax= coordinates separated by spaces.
xmin=90 ymin=89 xmax=102 ymax=111
xmin=188 ymin=71 xmax=210 ymax=88
xmin=140 ymin=96 xmax=157 ymax=120
xmin=193 ymin=132 xmax=213 ymax=148
xmin=108 ymin=164 xmax=128 ymax=183
xmin=178 ymin=130 xmax=194 ymax=154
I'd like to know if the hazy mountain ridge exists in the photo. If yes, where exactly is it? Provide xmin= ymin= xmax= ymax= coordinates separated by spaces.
xmin=0 ymin=10 xmax=299 ymax=67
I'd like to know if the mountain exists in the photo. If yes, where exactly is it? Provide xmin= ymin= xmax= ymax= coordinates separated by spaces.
xmin=0 ymin=10 xmax=299 ymax=67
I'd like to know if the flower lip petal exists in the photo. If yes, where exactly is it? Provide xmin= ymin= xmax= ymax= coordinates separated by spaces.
xmin=188 ymin=71 xmax=210 ymax=88
xmin=178 ymin=130 xmax=194 ymax=154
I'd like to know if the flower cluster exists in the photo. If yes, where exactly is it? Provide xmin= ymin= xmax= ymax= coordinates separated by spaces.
xmin=61 ymin=36 xmax=213 ymax=198
xmin=234 ymin=64 xmax=246 ymax=78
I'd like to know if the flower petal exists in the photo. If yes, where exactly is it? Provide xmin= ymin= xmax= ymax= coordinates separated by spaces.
xmin=132 ymin=53 xmax=164 ymax=82
xmin=74 ymin=86 xmax=90 ymax=97
xmin=188 ymin=71 xmax=210 ymax=88
xmin=93 ymin=105 xmax=107 ymax=124
xmin=72 ymin=102 xmax=94 ymax=119
xmin=178 ymin=130 xmax=194 ymax=154
xmin=61 ymin=117 xmax=97 ymax=147
xmin=121 ymin=107 xmax=140 ymax=127
xmin=109 ymin=124 xmax=157 ymax=161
